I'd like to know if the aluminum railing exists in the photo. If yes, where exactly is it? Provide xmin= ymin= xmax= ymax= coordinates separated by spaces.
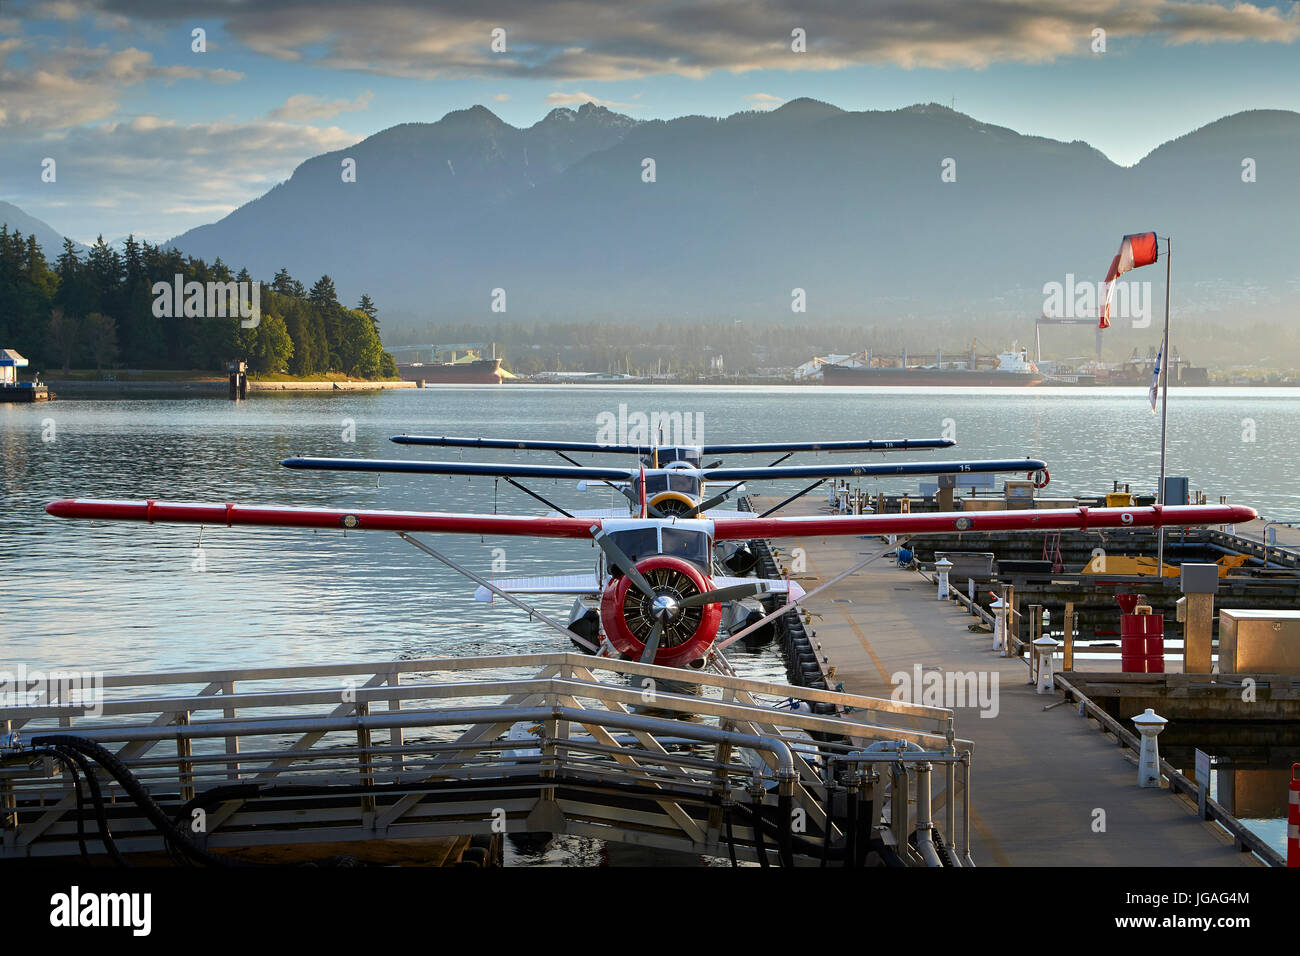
xmin=1 ymin=652 xmax=973 ymax=865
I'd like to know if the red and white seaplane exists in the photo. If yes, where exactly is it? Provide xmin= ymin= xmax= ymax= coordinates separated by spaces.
xmin=45 ymin=487 xmax=1256 ymax=671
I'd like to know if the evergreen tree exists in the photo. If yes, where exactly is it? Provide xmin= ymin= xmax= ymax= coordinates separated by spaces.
xmin=356 ymin=293 xmax=379 ymax=331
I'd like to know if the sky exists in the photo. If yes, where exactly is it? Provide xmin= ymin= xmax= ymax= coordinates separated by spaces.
xmin=1 ymin=0 xmax=1298 ymax=244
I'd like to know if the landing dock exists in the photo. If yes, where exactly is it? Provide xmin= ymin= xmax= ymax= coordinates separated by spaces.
xmin=754 ymin=494 xmax=1272 ymax=867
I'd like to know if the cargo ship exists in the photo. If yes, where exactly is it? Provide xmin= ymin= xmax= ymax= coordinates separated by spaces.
xmin=819 ymin=347 xmax=1043 ymax=386
xmin=391 ymin=343 xmax=513 ymax=385
xmin=397 ymin=356 xmax=505 ymax=385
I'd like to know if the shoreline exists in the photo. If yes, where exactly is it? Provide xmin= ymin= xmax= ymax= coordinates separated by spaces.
xmin=44 ymin=379 xmax=416 ymax=394
xmin=37 ymin=377 xmax=1298 ymax=395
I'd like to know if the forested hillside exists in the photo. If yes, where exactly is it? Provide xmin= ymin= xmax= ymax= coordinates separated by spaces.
xmin=0 ymin=228 xmax=396 ymax=378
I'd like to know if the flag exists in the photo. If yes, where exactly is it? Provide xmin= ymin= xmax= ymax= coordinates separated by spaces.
xmin=1100 ymin=231 xmax=1159 ymax=328
xmin=1149 ymin=343 xmax=1163 ymax=413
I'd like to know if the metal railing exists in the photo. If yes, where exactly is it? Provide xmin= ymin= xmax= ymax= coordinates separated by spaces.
xmin=1 ymin=652 xmax=973 ymax=866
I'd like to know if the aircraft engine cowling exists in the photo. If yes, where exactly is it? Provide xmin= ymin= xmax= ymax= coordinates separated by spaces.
xmin=646 ymin=492 xmax=696 ymax=517
xmin=600 ymin=555 xmax=721 ymax=667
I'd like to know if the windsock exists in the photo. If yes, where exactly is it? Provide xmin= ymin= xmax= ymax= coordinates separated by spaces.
xmin=1100 ymin=232 xmax=1159 ymax=328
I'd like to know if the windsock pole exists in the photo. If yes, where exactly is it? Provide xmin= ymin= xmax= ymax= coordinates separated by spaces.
xmin=1156 ymin=238 xmax=1172 ymax=574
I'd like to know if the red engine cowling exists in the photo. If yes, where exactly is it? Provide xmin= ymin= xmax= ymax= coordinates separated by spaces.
xmin=600 ymin=555 xmax=722 ymax=668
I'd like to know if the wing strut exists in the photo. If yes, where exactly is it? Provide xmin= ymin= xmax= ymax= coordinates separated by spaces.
xmin=500 ymin=476 xmax=575 ymax=518
xmin=714 ymin=546 xmax=897 ymax=652
xmin=394 ymin=532 xmax=597 ymax=651
xmin=553 ymin=448 xmax=667 ymax=518
xmin=757 ymin=479 xmax=829 ymax=519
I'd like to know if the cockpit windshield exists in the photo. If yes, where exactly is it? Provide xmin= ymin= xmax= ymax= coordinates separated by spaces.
xmin=660 ymin=527 xmax=710 ymax=567
xmin=644 ymin=446 xmax=701 ymax=468
xmin=640 ymin=473 xmax=701 ymax=497
xmin=606 ymin=528 xmax=660 ymax=575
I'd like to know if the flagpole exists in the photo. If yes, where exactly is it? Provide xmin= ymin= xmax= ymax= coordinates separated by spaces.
xmin=1156 ymin=238 xmax=1172 ymax=573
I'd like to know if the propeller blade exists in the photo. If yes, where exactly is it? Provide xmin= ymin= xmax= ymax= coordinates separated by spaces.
xmin=639 ymin=616 xmax=665 ymax=664
xmin=616 ymin=482 xmax=667 ymax=519
xmin=682 ymin=490 xmax=732 ymax=519
xmin=591 ymin=528 xmax=657 ymax=599
xmin=679 ymin=582 xmax=769 ymax=608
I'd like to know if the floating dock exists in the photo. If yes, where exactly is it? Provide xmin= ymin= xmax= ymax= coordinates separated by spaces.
xmin=751 ymin=493 xmax=1282 ymax=867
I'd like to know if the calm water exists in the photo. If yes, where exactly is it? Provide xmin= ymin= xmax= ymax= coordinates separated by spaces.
xmin=4 ymin=384 xmax=1299 ymax=672
xmin=3 ymin=385 xmax=1298 ymax=862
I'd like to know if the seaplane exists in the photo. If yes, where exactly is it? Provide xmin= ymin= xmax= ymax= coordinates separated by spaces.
xmin=45 ymin=487 xmax=1256 ymax=672
xmin=279 ymin=450 xmax=1050 ymax=598
xmin=381 ymin=433 xmax=959 ymax=521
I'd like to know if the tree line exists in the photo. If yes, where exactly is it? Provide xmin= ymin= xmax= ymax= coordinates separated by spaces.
xmin=0 ymin=228 xmax=396 ymax=378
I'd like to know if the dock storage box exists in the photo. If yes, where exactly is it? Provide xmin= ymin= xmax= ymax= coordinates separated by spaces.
xmin=1218 ymin=609 xmax=1300 ymax=674
xmin=933 ymin=552 xmax=995 ymax=582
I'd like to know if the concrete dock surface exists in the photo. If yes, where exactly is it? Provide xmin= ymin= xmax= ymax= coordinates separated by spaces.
xmin=756 ymin=496 xmax=1260 ymax=867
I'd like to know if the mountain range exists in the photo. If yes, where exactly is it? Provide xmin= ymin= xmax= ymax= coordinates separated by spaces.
xmin=7 ymin=101 xmax=1299 ymax=328
xmin=0 ymin=202 xmax=86 ymax=258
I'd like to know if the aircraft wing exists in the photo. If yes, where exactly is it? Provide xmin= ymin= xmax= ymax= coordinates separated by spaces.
xmin=710 ymin=504 xmax=1257 ymax=541
xmin=700 ymin=439 xmax=954 ymax=454
xmin=700 ymin=458 xmax=1047 ymax=482
xmin=546 ymin=507 xmax=631 ymax=519
xmin=283 ymin=457 xmax=634 ymax=481
xmin=45 ymin=499 xmax=1259 ymax=547
xmin=391 ymin=435 xmax=956 ymax=454
xmin=44 ymin=500 xmax=598 ymax=538
xmin=473 ymin=573 xmax=600 ymax=602
xmin=282 ymin=456 xmax=1040 ymax=483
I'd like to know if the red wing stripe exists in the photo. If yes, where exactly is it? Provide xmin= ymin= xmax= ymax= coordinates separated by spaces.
xmin=711 ymin=504 xmax=1256 ymax=540
xmin=45 ymin=500 xmax=597 ymax=539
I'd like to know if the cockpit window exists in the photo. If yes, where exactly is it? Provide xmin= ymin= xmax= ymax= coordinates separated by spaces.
xmin=667 ymin=474 xmax=700 ymax=495
xmin=606 ymin=528 xmax=660 ymax=574
xmin=639 ymin=473 xmax=700 ymax=497
xmin=662 ymin=446 xmax=701 ymax=467
xmin=660 ymin=528 xmax=709 ymax=567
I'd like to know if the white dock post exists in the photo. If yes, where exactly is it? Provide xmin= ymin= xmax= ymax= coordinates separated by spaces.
xmin=1033 ymin=637 xmax=1060 ymax=694
xmin=935 ymin=558 xmax=953 ymax=601
xmin=990 ymin=597 xmax=1006 ymax=652
xmin=1132 ymin=709 xmax=1168 ymax=788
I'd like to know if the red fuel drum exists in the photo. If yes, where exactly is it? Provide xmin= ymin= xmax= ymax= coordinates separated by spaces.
xmin=1121 ymin=611 xmax=1165 ymax=673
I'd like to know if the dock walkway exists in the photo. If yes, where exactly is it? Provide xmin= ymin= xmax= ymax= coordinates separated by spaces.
xmin=758 ymin=496 xmax=1260 ymax=867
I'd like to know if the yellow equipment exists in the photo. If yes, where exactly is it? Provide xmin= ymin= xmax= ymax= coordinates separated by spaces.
xmin=1081 ymin=553 xmax=1249 ymax=577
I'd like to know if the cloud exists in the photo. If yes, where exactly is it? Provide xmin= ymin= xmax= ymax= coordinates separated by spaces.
xmin=746 ymin=93 xmax=785 ymax=110
xmin=32 ymin=1 xmax=83 ymax=21
xmin=268 ymin=91 xmax=374 ymax=122
xmin=0 ymin=117 xmax=359 ymax=242
xmin=63 ymin=0 xmax=1300 ymax=79
xmin=0 ymin=43 xmax=243 ymax=131
xmin=491 ymin=93 xmax=510 ymax=102
xmin=544 ymin=90 xmax=639 ymax=109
